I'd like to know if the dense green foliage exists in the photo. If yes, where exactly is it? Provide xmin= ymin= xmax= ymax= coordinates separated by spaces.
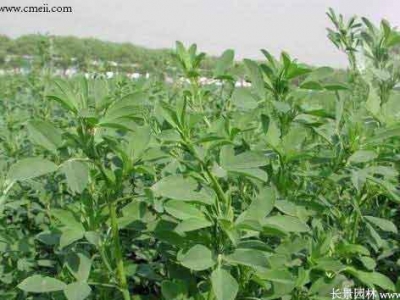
xmin=1 ymin=10 xmax=400 ymax=300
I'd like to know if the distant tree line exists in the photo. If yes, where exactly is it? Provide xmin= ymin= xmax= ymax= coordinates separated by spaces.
xmin=0 ymin=34 xmax=249 ymax=77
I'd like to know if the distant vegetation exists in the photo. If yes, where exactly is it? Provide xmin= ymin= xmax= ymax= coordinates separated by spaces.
xmin=0 ymin=34 xmax=247 ymax=76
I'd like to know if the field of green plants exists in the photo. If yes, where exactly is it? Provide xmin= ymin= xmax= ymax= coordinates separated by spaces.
xmin=1 ymin=10 xmax=400 ymax=300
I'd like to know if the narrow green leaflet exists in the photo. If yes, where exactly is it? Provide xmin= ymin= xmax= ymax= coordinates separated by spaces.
xmin=364 ymin=216 xmax=398 ymax=233
xmin=243 ymin=59 xmax=265 ymax=98
xmin=99 ymin=92 xmax=148 ymax=128
xmin=214 ymin=49 xmax=235 ymax=77
xmin=66 ymin=252 xmax=92 ymax=282
xmin=126 ymin=125 xmax=151 ymax=162
xmin=26 ymin=119 xmax=63 ymax=153
xmin=151 ymin=175 xmax=213 ymax=204
xmin=225 ymin=248 xmax=269 ymax=269
xmin=348 ymin=150 xmax=378 ymax=164
xmin=64 ymin=282 xmax=92 ymax=300
xmin=178 ymin=244 xmax=216 ymax=271
xmin=175 ymin=218 xmax=213 ymax=233
xmin=257 ymin=269 xmax=295 ymax=285
xmin=346 ymin=268 xmax=395 ymax=291
xmin=7 ymin=158 xmax=58 ymax=182
xmin=231 ymin=88 xmax=258 ymax=111
xmin=61 ymin=160 xmax=89 ymax=194
xmin=220 ymin=146 xmax=267 ymax=169
xmin=164 ymin=200 xmax=205 ymax=220
xmin=266 ymin=119 xmax=281 ymax=148
xmin=228 ymin=168 xmax=268 ymax=182
xmin=18 ymin=275 xmax=66 ymax=293
xmin=211 ymin=268 xmax=239 ymax=300
xmin=239 ymin=186 xmax=276 ymax=222
xmin=263 ymin=215 xmax=310 ymax=233
xmin=365 ymin=125 xmax=400 ymax=144
xmin=60 ymin=229 xmax=85 ymax=249
xmin=358 ymin=256 xmax=377 ymax=271
xmin=48 ymin=79 xmax=79 ymax=114
xmin=52 ymin=209 xmax=85 ymax=232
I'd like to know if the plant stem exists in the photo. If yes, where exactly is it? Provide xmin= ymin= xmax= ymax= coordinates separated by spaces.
xmin=108 ymin=200 xmax=130 ymax=300
xmin=351 ymin=212 xmax=360 ymax=243
xmin=204 ymin=167 xmax=227 ymax=214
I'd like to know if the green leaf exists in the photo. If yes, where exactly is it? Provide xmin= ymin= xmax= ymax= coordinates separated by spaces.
xmin=61 ymin=160 xmax=89 ymax=194
xmin=358 ymin=256 xmax=377 ymax=271
xmin=126 ymin=125 xmax=151 ymax=162
xmin=338 ymin=243 xmax=370 ymax=256
xmin=161 ymin=280 xmax=187 ymax=300
xmin=261 ymin=114 xmax=270 ymax=134
xmin=366 ymin=126 xmax=400 ymax=144
xmin=225 ymin=249 xmax=269 ymax=269
xmin=263 ymin=215 xmax=310 ymax=233
xmin=364 ymin=216 xmax=398 ymax=233
xmin=241 ymin=186 xmax=276 ymax=222
xmin=227 ymin=168 xmax=268 ymax=182
xmin=313 ymin=257 xmax=345 ymax=272
xmin=309 ymin=274 xmax=347 ymax=296
xmin=366 ymin=86 xmax=381 ymax=116
xmin=211 ymin=268 xmax=239 ymax=300
xmin=66 ymin=252 xmax=92 ymax=282
xmin=281 ymin=125 xmax=307 ymax=151
xmin=220 ymin=146 xmax=267 ymax=169
xmin=175 ymin=218 xmax=213 ymax=233
xmin=99 ymin=92 xmax=148 ymax=129
xmin=18 ymin=275 xmax=66 ymax=293
xmin=244 ymin=59 xmax=265 ymax=98
xmin=164 ymin=200 xmax=205 ymax=220
xmin=257 ymin=268 xmax=295 ymax=285
xmin=84 ymin=232 xmax=101 ymax=247
xmin=214 ymin=49 xmax=235 ymax=77
xmin=60 ymin=229 xmax=85 ymax=249
xmin=52 ymin=209 xmax=85 ymax=232
xmin=368 ymin=177 xmax=400 ymax=203
xmin=348 ymin=150 xmax=378 ymax=164
xmin=305 ymin=66 xmax=334 ymax=81
xmin=178 ymin=245 xmax=216 ymax=271
xmin=323 ymin=82 xmax=349 ymax=91
xmin=7 ymin=158 xmax=58 ymax=182
xmin=64 ymin=282 xmax=91 ymax=300
xmin=287 ymin=63 xmax=311 ymax=79
xmin=231 ymin=88 xmax=258 ymax=111
xmin=26 ymin=120 xmax=62 ymax=153
xmin=258 ymin=268 xmax=297 ymax=298
xmin=266 ymin=119 xmax=281 ymax=148
xmin=300 ymin=81 xmax=324 ymax=90
xmin=367 ymin=223 xmax=384 ymax=249
xmin=275 ymin=200 xmax=298 ymax=216
xmin=52 ymin=210 xmax=85 ymax=249
xmin=346 ymin=268 xmax=395 ymax=291
xmin=47 ymin=79 xmax=79 ymax=114
xmin=151 ymin=175 xmax=213 ymax=204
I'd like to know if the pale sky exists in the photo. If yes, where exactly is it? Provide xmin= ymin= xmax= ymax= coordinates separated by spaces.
xmin=0 ymin=0 xmax=399 ymax=67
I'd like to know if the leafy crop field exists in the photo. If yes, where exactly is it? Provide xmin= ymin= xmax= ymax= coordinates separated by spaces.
xmin=1 ymin=10 xmax=400 ymax=300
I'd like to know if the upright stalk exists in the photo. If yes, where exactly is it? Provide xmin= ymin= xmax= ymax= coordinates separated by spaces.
xmin=108 ymin=199 xmax=130 ymax=300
